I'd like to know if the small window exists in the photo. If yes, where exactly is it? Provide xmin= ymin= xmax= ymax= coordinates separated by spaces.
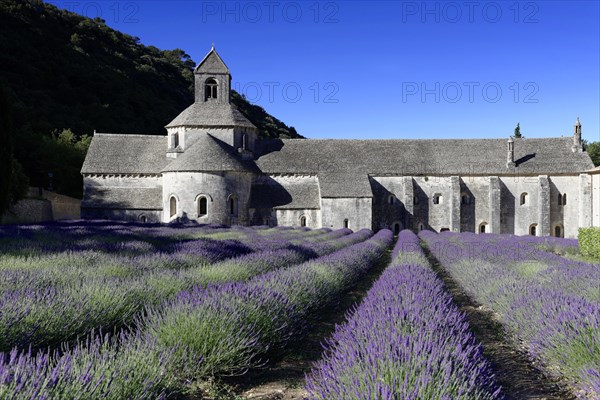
xmin=461 ymin=193 xmax=471 ymax=205
xmin=417 ymin=222 xmax=425 ymax=232
xmin=433 ymin=194 xmax=442 ymax=205
xmin=343 ymin=219 xmax=349 ymax=229
xmin=229 ymin=196 xmax=238 ymax=216
xmin=479 ymin=222 xmax=487 ymax=234
xmin=171 ymin=132 xmax=179 ymax=148
xmin=169 ymin=196 xmax=177 ymax=218
xmin=413 ymin=196 xmax=419 ymax=205
xmin=198 ymin=196 xmax=208 ymax=217
xmin=529 ymin=224 xmax=537 ymax=236
xmin=388 ymin=195 xmax=395 ymax=205
xmin=520 ymin=193 xmax=528 ymax=206
xmin=557 ymin=193 xmax=562 ymax=206
xmin=139 ymin=214 xmax=147 ymax=223
xmin=300 ymin=216 xmax=307 ymax=227
xmin=392 ymin=222 xmax=401 ymax=235
xmin=204 ymin=78 xmax=218 ymax=101
xmin=554 ymin=225 xmax=563 ymax=238
xmin=264 ymin=217 xmax=270 ymax=226
xmin=440 ymin=227 xmax=450 ymax=232
xmin=562 ymin=194 xmax=567 ymax=206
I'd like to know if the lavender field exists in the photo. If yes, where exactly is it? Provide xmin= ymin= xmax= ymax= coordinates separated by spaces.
xmin=0 ymin=221 xmax=597 ymax=399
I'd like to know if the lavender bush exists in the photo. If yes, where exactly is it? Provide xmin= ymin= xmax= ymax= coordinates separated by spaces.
xmin=141 ymin=229 xmax=391 ymax=379
xmin=420 ymin=231 xmax=599 ymax=398
xmin=305 ymin=230 xmax=502 ymax=399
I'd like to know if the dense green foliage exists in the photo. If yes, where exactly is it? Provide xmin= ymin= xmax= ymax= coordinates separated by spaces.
xmin=0 ymin=0 xmax=301 ymax=198
xmin=0 ymin=84 xmax=29 ymax=214
xmin=578 ymin=227 xmax=600 ymax=259
xmin=585 ymin=141 xmax=600 ymax=166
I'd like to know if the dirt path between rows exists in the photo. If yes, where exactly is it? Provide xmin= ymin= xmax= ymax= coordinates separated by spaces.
xmin=421 ymin=244 xmax=576 ymax=400
xmin=227 ymin=250 xmax=393 ymax=400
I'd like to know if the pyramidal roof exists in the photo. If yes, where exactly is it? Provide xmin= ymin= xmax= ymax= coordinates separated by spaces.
xmin=161 ymin=134 xmax=257 ymax=173
xmin=194 ymin=46 xmax=230 ymax=74
xmin=165 ymin=102 xmax=256 ymax=129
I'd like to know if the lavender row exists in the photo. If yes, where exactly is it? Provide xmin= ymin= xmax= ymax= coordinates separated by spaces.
xmin=420 ymin=231 xmax=599 ymax=398
xmin=0 ymin=228 xmax=362 ymax=354
xmin=141 ymin=228 xmax=387 ymax=379
xmin=0 ymin=229 xmax=390 ymax=399
xmin=305 ymin=230 xmax=502 ymax=399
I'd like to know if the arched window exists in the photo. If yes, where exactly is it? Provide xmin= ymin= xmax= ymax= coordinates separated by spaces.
xmin=198 ymin=196 xmax=208 ymax=217
xmin=392 ymin=222 xmax=401 ymax=235
xmin=520 ymin=193 xmax=528 ymax=206
xmin=139 ymin=214 xmax=147 ymax=223
xmin=461 ymin=193 xmax=471 ymax=205
xmin=417 ymin=222 xmax=425 ymax=232
xmin=204 ymin=78 xmax=218 ymax=101
xmin=264 ymin=217 xmax=270 ymax=226
xmin=479 ymin=222 xmax=488 ymax=234
xmin=300 ymin=215 xmax=307 ymax=227
xmin=388 ymin=195 xmax=395 ymax=205
xmin=562 ymin=194 xmax=567 ymax=206
xmin=433 ymin=193 xmax=442 ymax=205
xmin=228 ymin=196 xmax=238 ymax=216
xmin=343 ymin=219 xmax=349 ymax=229
xmin=169 ymin=196 xmax=177 ymax=218
xmin=554 ymin=224 xmax=563 ymax=238
xmin=529 ymin=224 xmax=537 ymax=236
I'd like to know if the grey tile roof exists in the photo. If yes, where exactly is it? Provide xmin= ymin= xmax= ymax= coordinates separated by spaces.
xmin=81 ymin=186 xmax=162 ymax=210
xmin=165 ymin=103 xmax=256 ymax=129
xmin=256 ymin=137 xmax=595 ymax=176
xmin=195 ymin=47 xmax=230 ymax=74
xmin=161 ymin=134 xmax=258 ymax=173
xmin=319 ymin=173 xmax=373 ymax=198
xmin=81 ymin=134 xmax=169 ymax=174
xmin=249 ymin=178 xmax=320 ymax=209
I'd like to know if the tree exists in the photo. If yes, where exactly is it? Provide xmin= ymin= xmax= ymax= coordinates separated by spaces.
xmin=514 ymin=122 xmax=522 ymax=138
xmin=0 ymin=84 xmax=13 ymax=215
xmin=586 ymin=141 xmax=600 ymax=166
xmin=0 ymin=84 xmax=29 ymax=216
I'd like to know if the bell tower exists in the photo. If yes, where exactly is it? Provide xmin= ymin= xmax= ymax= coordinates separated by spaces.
xmin=194 ymin=45 xmax=231 ymax=105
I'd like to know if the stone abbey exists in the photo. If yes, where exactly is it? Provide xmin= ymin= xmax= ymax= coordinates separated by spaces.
xmin=81 ymin=47 xmax=600 ymax=238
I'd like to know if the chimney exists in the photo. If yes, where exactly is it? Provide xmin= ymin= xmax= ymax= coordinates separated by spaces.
xmin=572 ymin=117 xmax=583 ymax=153
xmin=506 ymin=136 xmax=515 ymax=168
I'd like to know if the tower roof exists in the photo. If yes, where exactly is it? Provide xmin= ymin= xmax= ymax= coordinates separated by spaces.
xmin=165 ymin=102 xmax=256 ymax=129
xmin=194 ymin=46 xmax=230 ymax=74
xmin=161 ymin=133 xmax=257 ymax=173
xmin=575 ymin=117 xmax=581 ymax=126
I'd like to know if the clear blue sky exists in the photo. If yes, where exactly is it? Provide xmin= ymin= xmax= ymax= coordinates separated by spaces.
xmin=47 ymin=0 xmax=599 ymax=141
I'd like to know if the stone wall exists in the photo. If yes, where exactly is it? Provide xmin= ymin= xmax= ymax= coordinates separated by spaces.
xmin=593 ymin=171 xmax=600 ymax=227
xmin=321 ymin=197 xmax=372 ymax=230
xmin=162 ymin=171 xmax=254 ymax=224
xmin=1 ymin=188 xmax=80 ymax=225
xmin=274 ymin=209 xmax=321 ymax=228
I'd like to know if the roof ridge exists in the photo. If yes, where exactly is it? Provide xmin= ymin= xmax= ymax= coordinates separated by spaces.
xmin=94 ymin=133 xmax=166 ymax=138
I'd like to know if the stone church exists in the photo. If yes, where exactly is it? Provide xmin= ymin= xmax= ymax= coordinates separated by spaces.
xmin=81 ymin=47 xmax=599 ymax=238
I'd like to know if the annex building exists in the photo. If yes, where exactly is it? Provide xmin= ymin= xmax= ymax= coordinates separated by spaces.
xmin=81 ymin=47 xmax=600 ymax=238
